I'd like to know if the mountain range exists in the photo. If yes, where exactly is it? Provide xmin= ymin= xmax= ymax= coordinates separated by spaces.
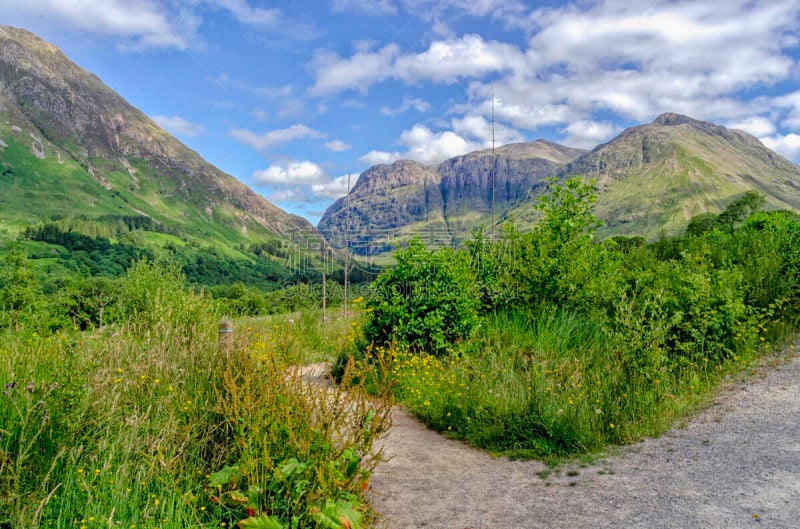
xmin=0 ymin=25 xmax=318 ymax=263
xmin=2 ymin=25 xmax=800 ymax=268
xmin=320 ymin=114 xmax=800 ymax=255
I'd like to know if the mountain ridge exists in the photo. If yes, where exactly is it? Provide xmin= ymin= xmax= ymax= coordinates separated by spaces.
xmin=320 ymin=113 xmax=800 ymax=251
xmin=0 ymin=25 xmax=317 ymax=252
xmin=318 ymin=139 xmax=586 ymax=255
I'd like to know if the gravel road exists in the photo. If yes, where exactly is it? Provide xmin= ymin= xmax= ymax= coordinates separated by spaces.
xmin=368 ymin=344 xmax=800 ymax=529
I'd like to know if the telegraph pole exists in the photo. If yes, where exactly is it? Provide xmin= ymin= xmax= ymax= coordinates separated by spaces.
xmin=491 ymin=86 xmax=496 ymax=242
xmin=343 ymin=172 xmax=351 ymax=318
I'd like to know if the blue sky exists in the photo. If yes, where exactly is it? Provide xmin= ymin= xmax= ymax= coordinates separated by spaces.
xmin=1 ymin=0 xmax=799 ymax=223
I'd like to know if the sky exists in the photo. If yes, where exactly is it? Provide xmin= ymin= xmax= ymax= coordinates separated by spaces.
xmin=1 ymin=0 xmax=799 ymax=224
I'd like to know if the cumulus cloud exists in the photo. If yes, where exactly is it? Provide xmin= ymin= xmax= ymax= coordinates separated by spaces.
xmin=469 ymin=0 xmax=800 ymax=130
xmin=560 ymin=120 xmax=618 ymax=149
xmin=310 ymin=44 xmax=400 ymax=95
xmin=325 ymin=139 xmax=352 ymax=152
xmin=727 ymin=117 xmax=777 ymax=138
xmin=450 ymin=115 xmax=524 ymax=147
xmin=760 ymin=133 xmax=800 ymax=160
xmin=311 ymin=174 xmax=359 ymax=200
xmin=330 ymin=0 xmax=529 ymax=28
xmin=381 ymin=97 xmax=430 ymax=116
xmin=315 ymin=0 xmax=800 ymax=159
xmin=253 ymin=161 xmax=328 ymax=185
xmin=1 ymin=0 xmax=319 ymax=49
xmin=231 ymin=124 xmax=324 ymax=150
xmin=0 ymin=0 xmax=199 ymax=49
xmin=310 ymin=35 xmax=524 ymax=95
xmin=771 ymin=91 xmax=800 ymax=129
xmin=153 ymin=115 xmax=205 ymax=137
xmin=359 ymin=150 xmax=403 ymax=166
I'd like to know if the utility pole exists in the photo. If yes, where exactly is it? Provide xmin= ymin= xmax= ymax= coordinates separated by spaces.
xmin=321 ymin=241 xmax=327 ymax=322
xmin=491 ymin=86 xmax=496 ymax=243
xmin=343 ymin=172 xmax=352 ymax=318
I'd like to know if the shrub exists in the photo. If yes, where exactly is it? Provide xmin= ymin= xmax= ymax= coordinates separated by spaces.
xmin=361 ymin=239 xmax=480 ymax=357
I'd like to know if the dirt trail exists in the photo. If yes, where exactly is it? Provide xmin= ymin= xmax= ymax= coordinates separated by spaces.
xmin=368 ymin=345 xmax=800 ymax=529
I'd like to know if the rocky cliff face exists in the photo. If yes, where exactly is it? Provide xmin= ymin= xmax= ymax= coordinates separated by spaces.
xmin=318 ymin=140 xmax=585 ymax=254
xmin=0 ymin=25 xmax=314 ymax=240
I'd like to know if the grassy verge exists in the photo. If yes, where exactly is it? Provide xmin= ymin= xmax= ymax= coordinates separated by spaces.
xmin=0 ymin=262 xmax=389 ymax=529
xmin=362 ymin=308 xmax=786 ymax=461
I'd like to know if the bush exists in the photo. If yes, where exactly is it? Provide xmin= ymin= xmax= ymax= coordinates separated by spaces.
xmin=361 ymin=239 xmax=480 ymax=357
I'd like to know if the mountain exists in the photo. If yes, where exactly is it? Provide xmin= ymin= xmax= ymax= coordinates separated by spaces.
xmin=544 ymin=113 xmax=800 ymax=237
xmin=319 ymin=113 xmax=800 ymax=253
xmin=0 ymin=25 xmax=318 ymax=257
xmin=318 ymin=140 xmax=585 ymax=255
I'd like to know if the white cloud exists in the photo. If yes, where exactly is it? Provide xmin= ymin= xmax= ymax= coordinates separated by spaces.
xmin=230 ymin=124 xmax=323 ymax=150
xmin=760 ymin=133 xmax=800 ymax=160
xmin=331 ymin=0 xmax=398 ymax=15
xmin=381 ymin=96 xmax=430 ymax=116
xmin=310 ymin=35 xmax=523 ymax=95
xmin=1 ymin=0 xmax=199 ymax=49
xmin=450 ymin=115 xmax=524 ymax=147
xmin=358 ymin=114 xmax=530 ymax=167
xmin=727 ymin=117 xmax=777 ymax=138
xmin=152 ymin=115 xmax=205 ymax=137
xmin=560 ymin=120 xmax=618 ymax=149
xmin=359 ymin=150 xmax=403 ymax=166
xmin=253 ymin=161 xmax=328 ymax=185
xmin=311 ymin=174 xmax=359 ymax=200
xmin=398 ymin=125 xmax=474 ymax=164
xmin=317 ymin=0 xmax=800 ymax=160
xmin=206 ymin=0 xmax=318 ymax=38
xmin=771 ymin=91 xmax=800 ymax=129
xmin=310 ymin=44 xmax=400 ymax=95
xmin=325 ymin=139 xmax=351 ymax=152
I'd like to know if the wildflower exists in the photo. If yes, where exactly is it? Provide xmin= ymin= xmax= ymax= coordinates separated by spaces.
xmin=609 ymin=423 xmax=615 ymax=429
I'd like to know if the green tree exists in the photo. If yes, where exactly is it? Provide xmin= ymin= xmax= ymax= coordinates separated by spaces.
xmin=362 ymin=239 xmax=479 ymax=356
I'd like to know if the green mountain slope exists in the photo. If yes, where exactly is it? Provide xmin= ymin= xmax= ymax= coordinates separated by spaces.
xmin=0 ymin=25 xmax=318 ymax=257
xmin=526 ymin=113 xmax=800 ymax=238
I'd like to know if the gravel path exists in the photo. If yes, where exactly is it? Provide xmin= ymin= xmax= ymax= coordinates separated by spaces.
xmin=368 ymin=344 xmax=800 ymax=529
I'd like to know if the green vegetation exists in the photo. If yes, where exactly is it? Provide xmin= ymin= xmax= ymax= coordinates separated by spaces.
xmin=342 ymin=179 xmax=800 ymax=459
xmin=0 ymin=260 xmax=389 ymax=528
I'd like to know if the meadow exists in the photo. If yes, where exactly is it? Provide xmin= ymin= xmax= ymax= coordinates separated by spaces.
xmin=0 ymin=261 xmax=389 ymax=529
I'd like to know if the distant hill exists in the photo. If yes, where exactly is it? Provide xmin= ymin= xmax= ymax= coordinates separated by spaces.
xmin=318 ymin=140 xmax=585 ymax=255
xmin=0 ymin=25 xmax=320 ymax=260
xmin=319 ymin=113 xmax=800 ymax=253
xmin=546 ymin=113 xmax=800 ymax=238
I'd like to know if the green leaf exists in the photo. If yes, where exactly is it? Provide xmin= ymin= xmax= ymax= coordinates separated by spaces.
xmin=311 ymin=499 xmax=363 ymax=529
xmin=237 ymin=515 xmax=285 ymax=529
xmin=228 ymin=490 xmax=248 ymax=504
xmin=279 ymin=458 xmax=308 ymax=478
xmin=247 ymin=485 xmax=264 ymax=508
xmin=209 ymin=464 xmax=241 ymax=487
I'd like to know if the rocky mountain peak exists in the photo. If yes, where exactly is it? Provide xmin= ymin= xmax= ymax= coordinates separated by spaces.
xmin=652 ymin=112 xmax=703 ymax=127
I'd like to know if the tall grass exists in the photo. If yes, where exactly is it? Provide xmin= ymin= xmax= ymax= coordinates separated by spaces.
xmin=0 ymin=261 xmax=389 ymax=529
xmin=367 ymin=307 xmax=772 ymax=460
